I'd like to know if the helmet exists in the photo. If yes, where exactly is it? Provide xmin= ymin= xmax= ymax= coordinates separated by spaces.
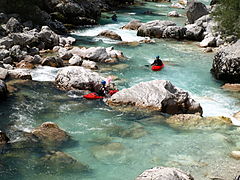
xmin=156 ymin=56 xmax=160 ymax=58
xmin=101 ymin=80 xmax=106 ymax=85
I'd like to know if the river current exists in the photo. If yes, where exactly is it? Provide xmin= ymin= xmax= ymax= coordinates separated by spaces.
xmin=0 ymin=0 xmax=240 ymax=179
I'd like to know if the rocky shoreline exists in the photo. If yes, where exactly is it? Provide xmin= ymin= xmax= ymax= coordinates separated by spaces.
xmin=0 ymin=0 xmax=239 ymax=179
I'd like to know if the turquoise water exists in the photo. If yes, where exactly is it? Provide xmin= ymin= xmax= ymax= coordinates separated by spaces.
xmin=1 ymin=1 xmax=240 ymax=180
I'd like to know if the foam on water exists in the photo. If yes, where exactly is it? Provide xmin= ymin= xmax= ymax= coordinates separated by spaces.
xmin=31 ymin=66 xmax=60 ymax=81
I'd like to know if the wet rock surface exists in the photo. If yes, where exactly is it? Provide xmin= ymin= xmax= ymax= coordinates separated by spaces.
xmin=135 ymin=166 xmax=194 ymax=180
xmin=107 ymin=80 xmax=203 ymax=115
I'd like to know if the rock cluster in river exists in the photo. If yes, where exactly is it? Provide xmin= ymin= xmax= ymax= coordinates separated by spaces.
xmin=211 ymin=40 xmax=240 ymax=83
xmin=107 ymin=80 xmax=203 ymax=115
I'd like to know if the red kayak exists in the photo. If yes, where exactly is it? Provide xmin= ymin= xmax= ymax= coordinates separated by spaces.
xmin=83 ymin=93 xmax=104 ymax=99
xmin=151 ymin=64 xmax=164 ymax=71
xmin=83 ymin=90 xmax=119 ymax=99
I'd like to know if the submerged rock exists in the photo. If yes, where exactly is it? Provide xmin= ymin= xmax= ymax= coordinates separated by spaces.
xmin=222 ymin=84 xmax=240 ymax=92
xmin=31 ymin=122 xmax=70 ymax=147
xmin=135 ymin=166 xmax=194 ymax=180
xmin=166 ymin=114 xmax=232 ymax=129
xmin=40 ymin=151 xmax=89 ymax=172
xmin=91 ymin=142 xmax=125 ymax=160
xmin=121 ymin=20 xmax=143 ymax=30
xmin=107 ymin=80 xmax=202 ymax=115
xmin=97 ymin=30 xmax=122 ymax=41
xmin=211 ymin=40 xmax=240 ymax=83
xmin=55 ymin=66 xmax=105 ymax=91
xmin=167 ymin=11 xmax=180 ymax=17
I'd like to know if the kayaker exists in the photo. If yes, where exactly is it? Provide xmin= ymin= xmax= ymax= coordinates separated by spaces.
xmin=112 ymin=13 xmax=118 ymax=22
xmin=151 ymin=56 xmax=163 ymax=66
xmin=96 ymin=80 xmax=108 ymax=96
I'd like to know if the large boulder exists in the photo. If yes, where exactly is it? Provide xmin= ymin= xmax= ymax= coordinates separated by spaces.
xmin=69 ymin=55 xmax=82 ymax=66
xmin=8 ymin=69 xmax=32 ymax=80
xmin=0 ymin=80 xmax=8 ymax=100
xmin=135 ymin=166 xmax=194 ymax=180
xmin=9 ymin=31 xmax=39 ymax=47
xmin=121 ymin=20 xmax=142 ymax=30
xmin=41 ymin=56 xmax=64 ymax=67
xmin=97 ymin=30 xmax=122 ymax=41
xmin=38 ymin=26 xmax=60 ymax=49
xmin=186 ymin=2 xmax=209 ymax=24
xmin=55 ymin=66 xmax=105 ymax=91
xmin=31 ymin=122 xmax=70 ymax=147
xmin=184 ymin=24 xmax=204 ymax=41
xmin=137 ymin=20 xmax=176 ymax=38
xmin=6 ymin=17 xmax=23 ymax=33
xmin=162 ymin=26 xmax=186 ymax=40
xmin=107 ymin=80 xmax=203 ymax=115
xmin=200 ymin=35 xmax=216 ymax=47
xmin=40 ymin=151 xmax=89 ymax=172
xmin=58 ymin=47 xmax=73 ymax=60
xmin=211 ymin=40 xmax=240 ymax=83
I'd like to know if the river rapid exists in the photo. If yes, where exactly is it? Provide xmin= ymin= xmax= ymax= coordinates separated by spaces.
xmin=0 ymin=0 xmax=240 ymax=179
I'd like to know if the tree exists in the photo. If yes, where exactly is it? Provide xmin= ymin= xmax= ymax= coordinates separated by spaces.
xmin=212 ymin=0 xmax=240 ymax=38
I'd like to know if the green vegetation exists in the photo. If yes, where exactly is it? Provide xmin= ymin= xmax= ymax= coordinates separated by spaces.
xmin=213 ymin=0 xmax=240 ymax=38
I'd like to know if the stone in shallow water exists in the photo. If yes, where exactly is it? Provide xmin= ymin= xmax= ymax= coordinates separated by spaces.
xmin=135 ymin=166 xmax=194 ymax=180
xmin=31 ymin=122 xmax=70 ymax=147
xmin=40 ymin=151 xmax=89 ymax=173
xmin=107 ymin=80 xmax=202 ymax=115
xmin=91 ymin=142 xmax=125 ymax=160
xmin=166 ymin=114 xmax=232 ymax=129
xmin=230 ymin=151 xmax=240 ymax=160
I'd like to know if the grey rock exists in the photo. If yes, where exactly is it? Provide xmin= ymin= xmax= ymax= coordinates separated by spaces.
xmin=82 ymin=60 xmax=97 ymax=70
xmin=38 ymin=26 xmax=60 ymax=49
xmin=59 ymin=36 xmax=76 ymax=47
xmin=6 ymin=17 xmax=23 ymax=33
xmin=55 ymin=66 xmax=105 ymax=91
xmin=0 ymin=80 xmax=8 ymax=100
xmin=8 ymin=69 xmax=32 ymax=80
xmin=107 ymin=80 xmax=203 ymax=115
xmin=28 ymin=47 xmax=39 ymax=56
xmin=137 ymin=20 xmax=176 ymax=38
xmin=167 ymin=11 xmax=180 ymax=17
xmin=41 ymin=56 xmax=64 ymax=67
xmin=0 ymin=25 xmax=7 ymax=36
xmin=33 ymin=55 xmax=42 ymax=64
xmin=171 ymin=2 xmax=185 ymax=9
xmin=0 ymin=67 xmax=8 ymax=80
xmin=0 ymin=49 xmax=9 ymax=61
xmin=121 ymin=20 xmax=142 ymax=30
xmin=10 ymin=45 xmax=26 ymax=62
xmin=200 ymin=35 xmax=216 ymax=47
xmin=162 ymin=26 xmax=186 ymax=40
xmin=3 ymin=57 xmax=13 ymax=64
xmin=97 ymin=30 xmax=122 ymax=41
xmin=85 ymin=47 xmax=109 ymax=62
xmin=9 ymin=32 xmax=39 ymax=47
xmin=58 ymin=47 xmax=73 ymax=60
xmin=69 ymin=55 xmax=82 ymax=66
xmin=184 ymin=24 xmax=204 ymax=41
xmin=0 ymin=37 xmax=14 ymax=49
xmin=186 ymin=1 xmax=209 ymax=24
xmin=211 ymin=40 xmax=240 ymax=83
xmin=135 ymin=166 xmax=194 ymax=180
xmin=3 ymin=64 xmax=13 ymax=70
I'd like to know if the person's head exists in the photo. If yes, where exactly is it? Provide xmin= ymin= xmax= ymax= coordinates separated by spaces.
xmin=156 ymin=56 xmax=160 ymax=59
xmin=101 ymin=80 xmax=106 ymax=85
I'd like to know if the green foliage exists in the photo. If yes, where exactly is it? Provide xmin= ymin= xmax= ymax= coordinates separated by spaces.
xmin=213 ymin=0 xmax=240 ymax=38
